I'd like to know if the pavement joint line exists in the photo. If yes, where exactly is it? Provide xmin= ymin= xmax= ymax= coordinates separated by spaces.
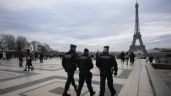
xmin=137 ymin=60 xmax=142 ymax=96
xmin=0 ymin=69 xmax=39 ymax=82
xmin=0 ymin=76 xmax=57 ymax=95
xmin=33 ymin=68 xmax=63 ymax=71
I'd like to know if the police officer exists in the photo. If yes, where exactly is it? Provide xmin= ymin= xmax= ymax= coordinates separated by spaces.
xmin=77 ymin=48 xmax=95 ymax=96
xmin=62 ymin=44 xmax=78 ymax=96
xmin=96 ymin=46 xmax=118 ymax=96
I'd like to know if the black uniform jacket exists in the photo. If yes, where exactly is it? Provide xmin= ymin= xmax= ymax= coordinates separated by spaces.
xmin=96 ymin=54 xmax=118 ymax=72
xmin=62 ymin=51 xmax=77 ymax=72
xmin=77 ymin=54 xmax=93 ymax=72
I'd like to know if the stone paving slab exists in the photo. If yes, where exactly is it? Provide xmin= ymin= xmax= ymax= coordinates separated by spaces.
xmin=0 ymin=58 xmax=154 ymax=96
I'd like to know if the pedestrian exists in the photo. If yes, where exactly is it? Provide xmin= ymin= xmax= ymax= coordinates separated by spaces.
xmin=3 ymin=52 xmax=6 ymax=60
xmin=39 ymin=52 xmax=44 ymax=63
xmin=96 ymin=46 xmax=118 ymax=96
xmin=62 ymin=44 xmax=78 ymax=96
xmin=35 ymin=52 xmax=38 ymax=61
xmin=6 ymin=52 xmax=9 ymax=60
xmin=0 ymin=52 xmax=2 ymax=59
xmin=149 ymin=55 xmax=154 ymax=63
xmin=129 ymin=52 xmax=135 ymax=66
xmin=125 ymin=52 xmax=129 ymax=65
xmin=18 ymin=51 xmax=23 ymax=67
xmin=23 ymin=49 xmax=34 ymax=71
xmin=120 ymin=51 xmax=125 ymax=65
xmin=77 ymin=48 xmax=95 ymax=96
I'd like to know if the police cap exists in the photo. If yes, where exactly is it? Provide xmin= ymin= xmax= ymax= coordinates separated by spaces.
xmin=104 ymin=46 xmax=109 ymax=49
xmin=70 ymin=44 xmax=77 ymax=48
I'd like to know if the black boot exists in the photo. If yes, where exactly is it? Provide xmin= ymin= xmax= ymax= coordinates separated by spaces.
xmin=74 ymin=85 xmax=78 ymax=93
xmin=90 ymin=91 xmax=95 ymax=96
xmin=111 ymin=91 xmax=116 ymax=96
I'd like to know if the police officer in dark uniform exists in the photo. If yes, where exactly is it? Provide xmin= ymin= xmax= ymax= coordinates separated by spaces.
xmin=96 ymin=46 xmax=118 ymax=96
xmin=77 ymin=48 xmax=95 ymax=96
xmin=62 ymin=44 xmax=78 ymax=96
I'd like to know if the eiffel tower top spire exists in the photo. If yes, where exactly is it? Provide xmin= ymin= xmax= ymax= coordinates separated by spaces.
xmin=135 ymin=0 xmax=139 ymax=6
xmin=135 ymin=0 xmax=140 ymax=34
xmin=136 ymin=0 xmax=138 ymax=4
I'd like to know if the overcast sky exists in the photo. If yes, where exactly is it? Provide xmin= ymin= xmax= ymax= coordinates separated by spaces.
xmin=0 ymin=0 xmax=171 ymax=52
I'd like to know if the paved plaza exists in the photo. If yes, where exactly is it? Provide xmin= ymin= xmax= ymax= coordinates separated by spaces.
xmin=0 ymin=58 xmax=154 ymax=96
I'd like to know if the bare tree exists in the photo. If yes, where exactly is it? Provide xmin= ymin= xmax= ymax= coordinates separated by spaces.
xmin=0 ymin=34 xmax=7 ymax=50
xmin=16 ymin=36 xmax=28 ymax=51
xmin=42 ymin=43 xmax=52 ymax=51
xmin=0 ymin=34 xmax=16 ymax=50
xmin=5 ymin=35 xmax=16 ymax=50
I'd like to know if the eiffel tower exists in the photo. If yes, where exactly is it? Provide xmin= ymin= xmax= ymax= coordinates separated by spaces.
xmin=128 ymin=1 xmax=148 ymax=56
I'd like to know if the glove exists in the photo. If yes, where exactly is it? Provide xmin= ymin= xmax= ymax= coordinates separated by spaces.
xmin=114 ymin=71 xmax=117 ymax=76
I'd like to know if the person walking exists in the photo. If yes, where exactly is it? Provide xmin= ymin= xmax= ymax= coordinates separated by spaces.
xmin=34 ymin=52 xmax=38 ymax=61
xmin=149 ymin=55 xmax=154 ymax=63
xmin=96 ymin=46 xmax=118 ymax=96
xmin=120 ymin=51 xmax=125 ymax=65
xmin=39 ymin=52 xmax=44 ymax=63
xmin=125 ymin=52 xmax=129 ymax=65
xmin=62 ymin=44 xmax=78 ymax=96
xmin=23 ymin=49 xmax=34 ymax=71
xmin=129 ymin=52 xmax=136 ymax=66
xmin=18 ymin=51 xmax=23 ymax=67
xmin=77 ymin=48 xmax=95 ymax=96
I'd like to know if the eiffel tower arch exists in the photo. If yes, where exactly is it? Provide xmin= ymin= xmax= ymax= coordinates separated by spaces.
xmin=128 ymin=1 xmax=148 ymax=56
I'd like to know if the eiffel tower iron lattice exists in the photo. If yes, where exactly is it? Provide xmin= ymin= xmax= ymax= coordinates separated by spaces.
xmin=128 ymin=1 xmax=148 ymax=56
